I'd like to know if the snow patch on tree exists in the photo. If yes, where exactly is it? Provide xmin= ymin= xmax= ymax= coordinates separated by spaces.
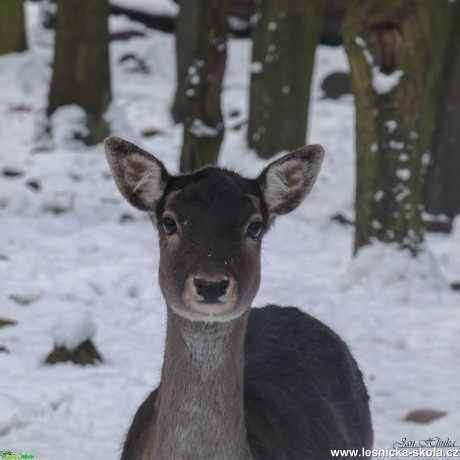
xmin=190 ymin=118 xmax=221 ymax=138
xmin=354 ymin=36 xmax=404 ymax=95
xmin=384 ymin=120 xmax=398 ymax=133
xmin=250 ymin=61 xmax=263 ymax=74
xmin=372 ymin=69 xmax=404 ymax=95
xmin=399 ymin=153 xmax=410 ymax=161
xmin=389 ymin=140 xmax=405 ymax=150
xmin=374 ymin=190 xmax=384 ymax=201
xmin=227 ymin=16 xmax=248 ymax=32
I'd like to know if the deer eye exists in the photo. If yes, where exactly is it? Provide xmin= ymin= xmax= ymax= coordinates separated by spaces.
xmin=246 ymin=221 xmax=263 ymax=239
xmin=162 ymin=217 xmax=178 ymax=235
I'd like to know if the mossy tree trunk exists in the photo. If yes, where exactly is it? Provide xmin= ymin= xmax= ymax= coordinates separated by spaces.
xmin=180 ymin=0 xmax=230 ymax=172
xmin=343 ymin=0 xmax=456 ymax=255
xmin=423 ymin=5 xmax=460 ymax=222
xmin=171 ymin=0 xmax=200 ymax=123
xmin=247 ymin=0 xmax=324 ymax=159
xmin=47 ymin=0 xmax=111 ymax=145
xmin=0 ymin=0 xmax=27 ymax=55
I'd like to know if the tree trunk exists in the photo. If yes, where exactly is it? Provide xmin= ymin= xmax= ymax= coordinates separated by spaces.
xmin=171 ymin=0 xmax=200 ymax=124
xmin=247 ymin=0 xmax=324 ymax=159
xmin=180 ymin=0 xmax=230 ymax=172
xmin=423 ymin=5 xmax=460 ymax=222
xmin=48 ymin=0 xmax=111 ymax=145
xmin=343 ymin=0 xmax=456 ymax=255
xmin=0 ymin=0 xmax=27 ymax=55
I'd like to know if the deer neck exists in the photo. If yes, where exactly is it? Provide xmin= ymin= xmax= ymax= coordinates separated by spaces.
xmin=147 ymin=308 xmax=253 ymax=460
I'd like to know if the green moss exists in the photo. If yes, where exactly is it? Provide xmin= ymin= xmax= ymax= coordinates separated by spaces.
xmin=0 ymin=318 xmax=17 ymax=328
xmin=141 ymin=129 xmax=162 ymax=138
xmin=45 ymin=339 xmax=103 ymax=366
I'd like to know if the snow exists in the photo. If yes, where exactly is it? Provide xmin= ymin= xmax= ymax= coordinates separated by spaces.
xmin=250 ymin=60 xmax=263 ymax=74
xmin=52 ymin=308 xmax=97 ymax=351
xmin=373 ymin=69 xmax=404 ymax=95
xmin=385 ymin=119 xmax=398 ymax=133
xmin=396 ymin=169 xmax=411 ymax=181
xmin=399 ymin=153 xmax=410 ymax=161
xmin=389 ymin=140 xmax=405 ymax=150
xmin=50 ymin=105 xmax=89 ymax=150
xmin=374 ymin=191 xmax=384 ymax=201
xmin=422 ymin=212 xmax=451 ymax=224
xmin=1 ymin=3 xmax=459 ymax=459
xmin=190 ymin=118 xmax=221 ymax=138
xmin=110 ymin=0 xmax=178 ymax=17
xmin=227 ymin=16 xmax=249 ymax=32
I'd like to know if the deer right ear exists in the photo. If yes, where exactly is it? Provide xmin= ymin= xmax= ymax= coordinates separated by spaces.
xmin=104 ymin=137 xmax=169 ymax=212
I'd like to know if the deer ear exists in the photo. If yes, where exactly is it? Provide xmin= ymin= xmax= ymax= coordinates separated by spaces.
xmin=104 ymin=137 xmax=169 ymax=212
xmin=257 ymin=145 xmax=324 ymax=219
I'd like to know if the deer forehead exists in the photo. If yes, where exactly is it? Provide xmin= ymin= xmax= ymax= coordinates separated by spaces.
xmin=161 ymin=170 xmax=265 ymax=225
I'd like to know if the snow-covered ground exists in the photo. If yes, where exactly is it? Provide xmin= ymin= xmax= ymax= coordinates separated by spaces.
xmin=110 ymin=0 xmax=178 ymax=18
xmin=1 ymin=3 xmax=459 ymax=459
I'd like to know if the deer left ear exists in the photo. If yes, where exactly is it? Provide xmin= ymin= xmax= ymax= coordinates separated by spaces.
xmin=257 ymin=145 xmax=324 ymax=219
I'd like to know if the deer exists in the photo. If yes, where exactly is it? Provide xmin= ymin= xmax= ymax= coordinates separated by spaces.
xmin=104 ymin=136 xmax=373 ymax=460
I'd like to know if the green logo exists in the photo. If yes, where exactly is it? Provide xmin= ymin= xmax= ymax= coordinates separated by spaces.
xmin=0 ymin=451 xmax=34 ymax=459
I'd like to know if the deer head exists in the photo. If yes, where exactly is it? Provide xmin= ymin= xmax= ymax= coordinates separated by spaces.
xmin=105 ymin=137 xmax=324 ymax=322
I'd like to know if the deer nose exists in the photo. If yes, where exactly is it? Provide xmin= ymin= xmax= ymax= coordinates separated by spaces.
xmin=194 ymin=275 xmax=231 ymax=303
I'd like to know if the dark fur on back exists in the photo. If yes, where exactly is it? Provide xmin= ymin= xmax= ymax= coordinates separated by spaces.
xmin=244 ymin=305 xmax=372 ymax=459
xmin=122 ymin=305 xmax=372 ymax=459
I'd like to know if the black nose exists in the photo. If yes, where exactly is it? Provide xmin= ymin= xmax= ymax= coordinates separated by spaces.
xmin=194 ymin=277 xmax=230 ymax=303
